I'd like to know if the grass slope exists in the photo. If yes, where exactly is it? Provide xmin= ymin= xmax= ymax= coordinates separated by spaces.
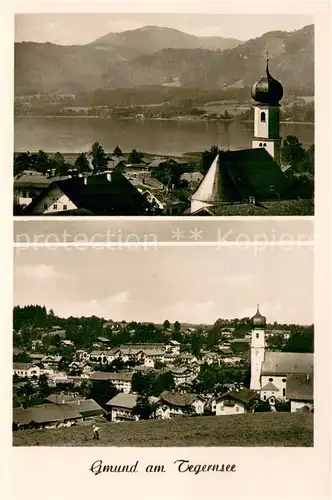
xmin=13 ymin=412 xmax=313 ymax=447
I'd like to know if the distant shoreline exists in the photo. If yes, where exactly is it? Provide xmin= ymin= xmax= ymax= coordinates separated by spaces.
xmin=14 ymin=115 xmax=314 ymax=125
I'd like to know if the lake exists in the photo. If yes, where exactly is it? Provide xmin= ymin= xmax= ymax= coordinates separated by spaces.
xmin=14 ymin=117 xmax=314 ymax=156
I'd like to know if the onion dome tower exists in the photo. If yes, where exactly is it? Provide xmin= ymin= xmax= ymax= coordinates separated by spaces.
xmin=250 ymin=305 xmax=266 ymax=391
xmin=251 ymin=57 xmax=283 ymax=164
xmin=251 ymin=304 xmax=267 ymax=328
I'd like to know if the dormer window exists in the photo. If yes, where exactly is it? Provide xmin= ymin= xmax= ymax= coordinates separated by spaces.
xmin=260 ymin=111 xmax=266 ymax=122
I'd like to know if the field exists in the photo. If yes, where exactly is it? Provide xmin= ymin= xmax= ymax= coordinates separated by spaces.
xmin=13 ymin=412 xmax=313 ymax=447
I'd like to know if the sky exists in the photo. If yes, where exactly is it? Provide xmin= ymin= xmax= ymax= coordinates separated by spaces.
xmin=14 ymin=243 xmax=313 ymax=325
xmin=15 ymin=14 xmax=312 ymax=45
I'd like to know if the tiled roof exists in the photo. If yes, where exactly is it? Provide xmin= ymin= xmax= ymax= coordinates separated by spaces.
xmin=286 ymin=374 xmax=313 ymax=401
xmin=261 ymin=382 xmax=279 ymax=392
xmin=159 ymin=391 xmax=203 ymax=407
xmin=13 ymin=362 xmax=34 ymax=370
xmin=106 ymin=393 xmax=138 ymax=409
xmin=194 ymin=199 xmax=314 ymax=216
xmin=42 ymin=355 xmax=62 ymax=362
xmin=181 ymin=172 xmax=204 ymax=183
xmin=13 ymin=403 xmax=82 ymax=426
xmin=89 ymin=371 xmax=133 ymax=382
xmin=216 ymin=387 xmax=257 ymax=407
xmin=171 ymin=367 xmax=192 ymax=374
xmin=142 ymin=189 xmax=184 ymax=206
xmin=67 ymin=399 xmax=105 ymax=415
xmin=45 ymin=393 xmax=80 ymax=404
xmin=262 ymin=352 xmax=313 ymax=376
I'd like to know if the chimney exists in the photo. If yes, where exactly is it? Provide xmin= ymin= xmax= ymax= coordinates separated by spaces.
xmin=249 ymin=196 xmax=255 ymax=204
xmin=106 ymin=172 xmax=112 ymax=182
xmin=83 ymin=176 xmax=88 ymax=185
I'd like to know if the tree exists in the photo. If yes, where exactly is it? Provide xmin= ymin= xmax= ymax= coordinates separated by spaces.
xmin=128 ymin=149 xmax=144 ymax=164
xmin=13 ymin=352 xmax=31 ymax=363
xmin=154 ymin=372 xmax=175 ymax=395
xmin=74 ymin=152 xmax=91 ymax=174
xmin=301 ymin=144 xmax=314 ymax=175
xmin=283 ymin=331 xmax=313 ymax=353
xmin=87 ymin=380 xmax=118 ymax=409
xmin=14 ymin=152 xmax=33 ymax=176
xmin=254 ymin=400 xmax=271 ymax=412
xmin=113 ymin=145 xmax=123 ymax=157
xmin=190 ymin=332 xmax=204 ymax=357
xmin=163 ymin=320 xmax=171 ymax=331
xmin=132 ymin=395 xmax=156 ymax=420
xmin=174 ymin=321 xmax=181 ymax=333
xmin=90 ymin=142 xmax=108 ymax=172
xmin=281 ymin=136 xmax=306 ymax=169
xmin=153 ymin=160 xmax=186 ymax=189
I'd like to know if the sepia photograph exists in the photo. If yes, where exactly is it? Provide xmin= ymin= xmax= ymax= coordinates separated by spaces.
xmin=13 ymin=242 xmax=314 ymax=446
xmin=14 ymin=13 xmax=314 ymax=216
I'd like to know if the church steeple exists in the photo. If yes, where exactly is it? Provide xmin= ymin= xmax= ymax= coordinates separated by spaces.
xmin=250 ymin=304 xmax=266 ymax=391
xmin=251 ymin=57 xmax=283 ymax=164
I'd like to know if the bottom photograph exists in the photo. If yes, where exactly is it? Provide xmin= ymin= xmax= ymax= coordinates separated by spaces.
xmin=13 ymin=244 xmax=313 ymax=447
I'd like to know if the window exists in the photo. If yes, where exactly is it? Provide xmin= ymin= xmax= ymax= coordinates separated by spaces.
xmin=44 ymin=203 xmax=48 ymax=210
xmin=261 ymin=111 xmax=266 ymax=122
xmin=282 ymin=378 xmax=286 ymax=383
xmin=283 ymin=388 xmax=286 ymax=397
xmin=259 ymin=143 xmax=262 ymax=147
xmin=236 ymin=406 xmax=239 ymax=412
xmin=269 ymin=377 xmax=274 ymax=382
xmin=256 ymin=333 xmax=259 ymax=338
xmin=53 ymin=204 xmax=58 ymax=210
xmin=63 ymin=204 xmax=67 ymax=211
xmin=263 ymin=143 xmax=267 ymax=146
xmin=263 ymin=395 xmax=266 ymax=401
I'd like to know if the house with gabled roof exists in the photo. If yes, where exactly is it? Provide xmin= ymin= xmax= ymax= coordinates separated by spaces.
xmin=171 ymin=366 xmax=196 ymax=386
xmin=156 ymin=391 xmax=205 ymax=419
xmin=89 ymin=371 xmax=133 ymax=393
xmin=215 ymin=387 xmax=258 ymax=415
xmin=13 ymin=363 xmax=40 ymax=378
xmin=14 ymin=170 xmax=57 ymax=208
xmin=22 ymin=171 xmax=154 ymax=216
xmin=141 ymin=188 xmax=186 ymax=215
xmin=13 ymin=404 xmax=83 ymax=430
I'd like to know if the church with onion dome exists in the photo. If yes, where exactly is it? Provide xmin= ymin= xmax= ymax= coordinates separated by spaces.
xmin=249 ymin=305 xmax=313 ymax=411
xmin=190 ymin=60 xmax=292 ymax=215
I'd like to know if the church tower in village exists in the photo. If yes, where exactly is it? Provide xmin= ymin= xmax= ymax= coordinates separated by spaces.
xmin=250 ymin=305 xmax=266 ymax=391
xmin=251 ymin=58 xmax=284 ymax=164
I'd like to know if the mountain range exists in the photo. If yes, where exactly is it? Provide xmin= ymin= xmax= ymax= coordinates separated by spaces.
xmin=15 ymin=24 xmax=314 ymax=95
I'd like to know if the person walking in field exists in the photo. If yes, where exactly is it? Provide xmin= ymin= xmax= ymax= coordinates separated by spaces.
xmin=93 ymin=425 xmax=100 ymax=440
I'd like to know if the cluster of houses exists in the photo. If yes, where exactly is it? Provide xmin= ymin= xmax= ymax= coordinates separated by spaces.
xmin=13 ymin=308 xmax=313 ymax=431
xmin=14 ymin=154 xmax=201 ymax=216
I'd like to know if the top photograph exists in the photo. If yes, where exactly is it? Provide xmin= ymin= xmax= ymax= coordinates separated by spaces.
xmin=14 ymin=14 xmax=314 ymax=217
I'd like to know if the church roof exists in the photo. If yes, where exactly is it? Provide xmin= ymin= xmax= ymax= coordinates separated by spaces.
xmin=192 ymin=148 xmax=289 ymax=205
xmin=190 ymin=199 xmax=314 ymax=216
xmin=286 ymin=374 xmax=313 ymax=401
xmin=262 ymin=352 xmax=313 ymax=376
